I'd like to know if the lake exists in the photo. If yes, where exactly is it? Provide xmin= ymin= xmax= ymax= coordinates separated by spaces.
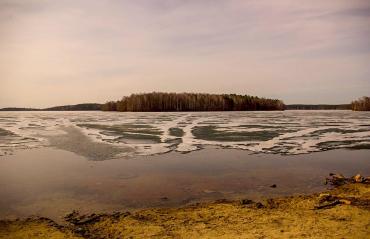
xmin=0 ymin=111 xmax=369 ymax=221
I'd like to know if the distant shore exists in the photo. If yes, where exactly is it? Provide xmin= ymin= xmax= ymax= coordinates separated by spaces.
xmin=1 ymin=94 xmax=369 ymax=111
xmin=0 ymin=103 xmax=102 ymax=111
xmin=0 ymin=104 xmax=357 ymax=111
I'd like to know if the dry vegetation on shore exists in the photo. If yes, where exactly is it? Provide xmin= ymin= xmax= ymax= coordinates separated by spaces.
xmin=1 ymin=175 xmax=369 ymax=239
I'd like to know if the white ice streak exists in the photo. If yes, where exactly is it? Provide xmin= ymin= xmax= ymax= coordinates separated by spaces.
xmin=176 ymin=117 xmax=205 ymax=152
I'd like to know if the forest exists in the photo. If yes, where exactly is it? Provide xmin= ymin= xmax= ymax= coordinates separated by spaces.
xmin=351 ymin=96 xmax=370 ymax=111
xmin=285 ymin=104 xmax=350 ymax=110
xmin=101 ymin=92 xmax=285 ymax=112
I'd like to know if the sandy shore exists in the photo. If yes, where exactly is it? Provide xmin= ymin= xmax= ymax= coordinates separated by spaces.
xmin=1 ymin=177 xmax=369 ymax=239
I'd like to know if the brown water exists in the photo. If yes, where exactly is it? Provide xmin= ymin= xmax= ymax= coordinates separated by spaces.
xmin=0 ymin=147 xmax=369 ymax=222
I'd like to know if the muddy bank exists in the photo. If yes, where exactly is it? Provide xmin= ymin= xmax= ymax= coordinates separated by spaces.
xmin=1 ymin=175 xmax=369 ymax=239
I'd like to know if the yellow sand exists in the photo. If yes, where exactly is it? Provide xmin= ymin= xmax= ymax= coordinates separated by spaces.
xmin=1 ymin=183 xmax=369 ymax=239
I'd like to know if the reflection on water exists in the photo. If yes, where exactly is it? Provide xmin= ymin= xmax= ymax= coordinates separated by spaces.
xmin=0 ymin=148 xmax=369 ymax=221
xmin=0 ymin=111 xmax=369 ymax=158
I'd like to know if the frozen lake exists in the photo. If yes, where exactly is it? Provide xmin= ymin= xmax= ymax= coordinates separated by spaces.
xmin=0 ymin=110 xmax=369 ymax=159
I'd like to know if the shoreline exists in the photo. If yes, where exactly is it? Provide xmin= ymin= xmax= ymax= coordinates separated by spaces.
xmin=1 ymin=176 xmax=369 ymax=238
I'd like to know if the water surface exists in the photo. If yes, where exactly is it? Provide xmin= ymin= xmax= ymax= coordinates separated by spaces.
xmin=0 ymin=148 xmax=369 ymax=221
xmin=0 ymin=111 xmax=369 ymax=158
xmin=0 ymin=111 xmax=369 ymax=222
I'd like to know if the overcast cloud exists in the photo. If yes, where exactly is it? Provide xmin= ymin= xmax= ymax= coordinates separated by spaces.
xmin=0 ymin=0 xmax=369 ymax=107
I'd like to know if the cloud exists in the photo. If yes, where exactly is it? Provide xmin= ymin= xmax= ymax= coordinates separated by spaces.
xmin=0 ymin=0 xmax=369 ymax=107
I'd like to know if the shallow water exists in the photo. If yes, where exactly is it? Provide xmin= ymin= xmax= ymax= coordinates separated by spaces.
xmin=0 ymin=147 xmax=369 ymax=221
xmin=0 ymin=111 xmax=369 ymax=158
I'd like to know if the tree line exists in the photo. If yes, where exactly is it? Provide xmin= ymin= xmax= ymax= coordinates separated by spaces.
xmin=101 ymin=92 xmax=285 ymax=112
xmin=285 ymin=104 xmax=350 ymax=110
xmin=351 ymin=96 xmax=370 ymax=111
xmin=0 ymin=104 xmax=102 ymax=111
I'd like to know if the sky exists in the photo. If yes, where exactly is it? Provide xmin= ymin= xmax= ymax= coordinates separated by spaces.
xmin=0 ymin=0 xmax=369 ymax=108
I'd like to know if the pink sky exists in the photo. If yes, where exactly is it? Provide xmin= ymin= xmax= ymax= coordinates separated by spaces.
xmin=1 ymin=0 xmax=369 ymax=107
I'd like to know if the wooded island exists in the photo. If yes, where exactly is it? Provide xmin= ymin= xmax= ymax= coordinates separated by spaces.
xmin=101 ymin=92 xmax=285 ymax=112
